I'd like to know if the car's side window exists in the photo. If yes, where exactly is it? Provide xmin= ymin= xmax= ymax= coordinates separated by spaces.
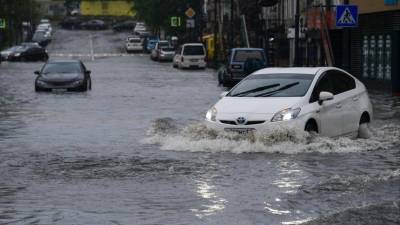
xmin=310 ymin=73 xmax=334 ymax=103
xmin=330 ymin=70 xmax=356 ymax=95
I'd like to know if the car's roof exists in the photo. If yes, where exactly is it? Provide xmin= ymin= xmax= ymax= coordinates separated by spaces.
xmin=47 ymin=59 xmax=81 ymax=63
xmin=183 ymin=43 xmax=203 ymax=46
xmin=232 ymin=48 xmax=264 ymax=51
xmin=252 ymin=67 xmax=331 ymax=76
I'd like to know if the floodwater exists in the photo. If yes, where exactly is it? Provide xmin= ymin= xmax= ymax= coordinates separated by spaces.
xmin=0 ymin=29 xmax=399 ymax=225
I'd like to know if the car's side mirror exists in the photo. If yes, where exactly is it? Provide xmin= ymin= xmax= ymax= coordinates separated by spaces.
xmin=220 ymin=91 xmax=229 ymax=98
xmin=318 ymin=91 xmax=334 ymax=104
xmin=86 ymin=70 xmax=91 ymax=75
xmin=34 ymin=71 xmax=40 ymax=75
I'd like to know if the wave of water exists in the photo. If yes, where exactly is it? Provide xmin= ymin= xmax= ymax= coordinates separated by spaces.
xmin=143 ymin=118 xmax=400 ymax=154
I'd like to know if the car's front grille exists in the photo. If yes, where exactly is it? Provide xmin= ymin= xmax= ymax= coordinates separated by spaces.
xmin=219 ymin=120 xmax=266 ymax=125
xmin=48 ymin=81 xmax=73 ymax=86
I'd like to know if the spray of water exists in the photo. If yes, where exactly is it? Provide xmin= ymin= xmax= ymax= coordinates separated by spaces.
xmin=143 ymin=118 xmax=400 ymax=154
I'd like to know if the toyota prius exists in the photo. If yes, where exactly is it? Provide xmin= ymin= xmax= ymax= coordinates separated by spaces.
xmin=205 ymin=67 xmax=373 ymax=138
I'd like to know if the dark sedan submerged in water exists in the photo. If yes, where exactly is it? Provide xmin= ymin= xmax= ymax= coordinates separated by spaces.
xmin=8 ymin=45 xmax=48 ymax=62
xmin=34 ymin=60 xmax=92 ymax=92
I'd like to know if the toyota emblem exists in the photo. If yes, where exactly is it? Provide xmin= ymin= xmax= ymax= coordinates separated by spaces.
xmin=236 ymin=117 xmax=246 ymax=125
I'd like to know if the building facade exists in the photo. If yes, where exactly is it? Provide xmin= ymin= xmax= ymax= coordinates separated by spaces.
xmin=80 ymin=0 xmax=135 ymax=17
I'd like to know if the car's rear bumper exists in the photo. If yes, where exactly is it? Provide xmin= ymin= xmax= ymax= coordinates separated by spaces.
xmin=181 ymin=61 xmax=206 ymax=68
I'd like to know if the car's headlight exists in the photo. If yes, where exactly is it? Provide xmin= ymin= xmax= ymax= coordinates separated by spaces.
xmin=206 ymin=107 xmax=217 ymax=122
xmin=271 ymin=108 xmax=301 ymax=122
xmin=37 ymin=80 xmax=47 ymax=85
xmin=14 ymin=53 xmax=21 ymax=57
xmin=73 ymin=80 xmax=83 ymax=85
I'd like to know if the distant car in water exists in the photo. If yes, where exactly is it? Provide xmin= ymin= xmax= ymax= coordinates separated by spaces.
xmin=112 ymin=21 xmax=136 ymax=32
xmin=80 ymin=20 xmax=108 ymax=30
xmin=34 ymin=60 xmax=92 ymax=92
xmin=1 ymin=46 xmax=22 ymax=61
xmin=218 ymin=48 xmax=267 ymax=86
xmin=173 ymin=43 xmax=206 ymax=69
xmin=8 ymin=45 xmax=48 ymax=62
xmin=59 ymin=17 xmax=82 ymax=29
xmin=150 ymin=41 xmax=174 ymax=61
xmin=125 ymin=37 xmax=143 ymax=53
xmin=206 ymin=67 xmax=373 ymax=138
xmin=32 ymin=31 xmax=51 ymax=47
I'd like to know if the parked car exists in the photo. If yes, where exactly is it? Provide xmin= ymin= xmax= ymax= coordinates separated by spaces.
xmin=59 ymin=17 xmax=82 ymax=29
xmin=150 ymin=40 xmax=172 ymax=60
xmin=80 ymin=20 xmax=108 ymax=30
xmin=113 ymin=21 xmax=136 ymax=32
xmin=8 ymin=45 xmax=48 ymax=62
xmin=205 ymin=67 xmax=373 ymax=138
xmin=125 ymin=37 xmax=143 ymax=53
xmin=218 ymin=48 xmax=267 ymax=86
xmin=37 ymin=23 xmax=52 ymax=34
xmin=173 ymin=43 xmax=206 ymax=69
xmin=32 ymin=31 xmax=51 ymax=47
xmin=1 ymin=46 xmax=22 ymax=61
xmin=34 ymin=60 xmax=92 ymax=92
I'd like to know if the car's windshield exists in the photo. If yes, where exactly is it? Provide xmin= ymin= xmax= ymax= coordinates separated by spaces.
xmin=42 ymin=62 xmax=82 ymax=74
xmin=233 ymin=50 xmax=264 ymax=62
xmin=183 ymin=46 xmax=204 ymax=55
xmin=228 ymin=73 xmax=314 ymax=97
xmin=161 ymin=47 xmax=174 ymax=52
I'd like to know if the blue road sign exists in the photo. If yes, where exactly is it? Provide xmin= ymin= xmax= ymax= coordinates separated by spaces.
xmin=336 ymin=5 xmax=358 ymax=27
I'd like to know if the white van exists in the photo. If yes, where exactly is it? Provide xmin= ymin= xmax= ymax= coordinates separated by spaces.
xmin=173 ymin=43 xmax=206 ymax=69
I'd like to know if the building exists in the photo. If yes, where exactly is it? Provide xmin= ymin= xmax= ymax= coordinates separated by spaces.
xmin=80 ymin=0 xmax=135 ymax=17
xmin=348 ymin=0 xmax=400 ymax=95
xmin=36 ymin=0 xmax=66 ymax=17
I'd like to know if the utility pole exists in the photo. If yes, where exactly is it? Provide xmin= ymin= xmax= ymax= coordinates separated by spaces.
xmin=294 ymin=0 xmax=300 ymax=66
xmin=213 ymin=0 xmax=219 ymax=68
xmin=342 ymin=0 xmax=350 ymax=71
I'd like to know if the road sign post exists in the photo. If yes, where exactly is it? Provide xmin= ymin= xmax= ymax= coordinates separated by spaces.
xmin=336 ymin=5 xmax=358 ymax=27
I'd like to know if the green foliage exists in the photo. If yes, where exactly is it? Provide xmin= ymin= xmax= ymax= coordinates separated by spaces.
xmin=132 ymin=0 xmax=201 ymax=33
xmin=0 ymin=0 xmax=41 ymax=49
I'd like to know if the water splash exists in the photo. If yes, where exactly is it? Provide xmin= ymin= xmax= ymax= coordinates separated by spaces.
xmin=144 ymin=118 xmax=400 ymax=154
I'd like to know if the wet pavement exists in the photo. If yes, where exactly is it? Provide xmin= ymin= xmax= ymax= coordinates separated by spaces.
xmin=0 ymin=28 xmax=399 ymax=225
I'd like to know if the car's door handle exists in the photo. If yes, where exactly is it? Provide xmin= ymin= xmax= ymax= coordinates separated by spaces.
xmin=336 ymin=104 xmax=342 ymax=108
xmin=353 ymin=97 xmax=359 ymax=101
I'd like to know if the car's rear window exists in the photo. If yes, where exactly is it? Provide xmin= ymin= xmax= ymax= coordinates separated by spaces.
xmin=129 ymin=39 xmax=141 ymax=43
xmin=183 ymin=46 xmax=204 ymax=55
xmin=233 ymin=50 xmax=264 ymax=62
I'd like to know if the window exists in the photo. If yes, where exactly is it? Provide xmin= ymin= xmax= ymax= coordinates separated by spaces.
xmin=310 ymin=73 xmax=333 ymax=103
xmin=329 ymin=70 xmax=356 ymax=95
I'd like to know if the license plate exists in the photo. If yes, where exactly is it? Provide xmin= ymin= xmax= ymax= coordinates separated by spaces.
xmin=190 ymin=59 xmax=198 ymax=62
xmin=224 ymin=128 xmax=254 ymax=135
xmin=52 ymin=88 xmax=67 ymax=92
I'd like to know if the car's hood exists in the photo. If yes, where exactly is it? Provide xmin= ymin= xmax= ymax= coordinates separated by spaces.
xmin=40 ymin=73 xmax=82 ymax=82
xmin=214 ymin=97 xmax=302 ymax=114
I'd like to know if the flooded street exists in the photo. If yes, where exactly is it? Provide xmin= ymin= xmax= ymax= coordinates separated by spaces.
xmin=0 ymin=29 xmax=399 ymax=225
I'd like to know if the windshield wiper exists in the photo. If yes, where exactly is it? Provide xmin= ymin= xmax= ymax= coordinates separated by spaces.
xmin=230 ymin=83 xmax=280 ymax=97
xmin=255 ymin=82 xmax=300 ymax=97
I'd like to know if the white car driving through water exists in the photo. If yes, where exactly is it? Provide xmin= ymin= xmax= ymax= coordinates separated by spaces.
xmin=205 ymin=67 xmax=373 ymax=138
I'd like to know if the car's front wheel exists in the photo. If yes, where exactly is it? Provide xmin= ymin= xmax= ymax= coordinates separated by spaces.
xmin=358 ymin=113 xmax=371 ymax=139
xmin=305 ymin=120 xmax=318 ymax=134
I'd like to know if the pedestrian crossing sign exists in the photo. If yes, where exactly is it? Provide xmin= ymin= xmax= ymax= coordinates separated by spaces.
xmin=336 ymin=5 xmax=358 ymax=27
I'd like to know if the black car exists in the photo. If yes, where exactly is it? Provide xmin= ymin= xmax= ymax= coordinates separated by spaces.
xmin=80 ymin=20 xmax=108 ymax=30
xmin=59 ymin=17 xmax=82 ymax=29
xmin=112 ymin=21 xmax=136 ymax=32
xmin=8 ymin=45 xmax=48 ymax=62
xmin=35 ymin=60 xmax=92 ymax=92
